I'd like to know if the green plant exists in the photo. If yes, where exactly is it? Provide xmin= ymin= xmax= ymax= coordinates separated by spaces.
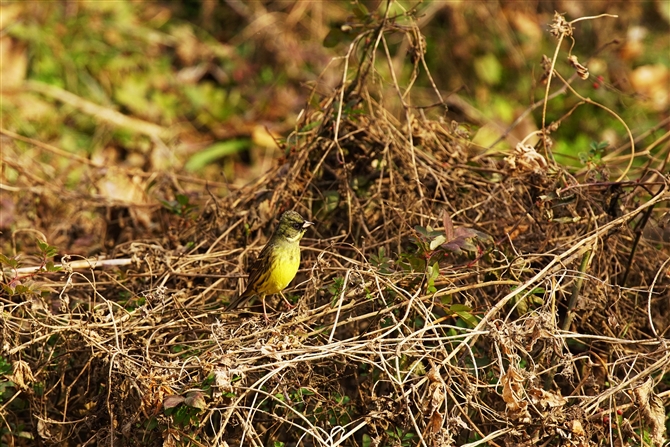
xmin=0 ymin=357 xmax=15 ymax=404
xmin=314 ymin=190 xmax=340 ymax=220
xmin=184 ymin=139 xmax=251 ymax=172
xmin=323 ymin=1 xmax=379 ymax=48
xmin=386 ymin=426 xmax=416 ymax=447
xmin=287 ymin=387 xmax=315 ymax=413
xmin=307 ymin=391 xmax=356 ymax=427
xmin=370 ymin=247 xmax=392 ymax=273
xmin=327 ymin=392 xmax=353 ymax=425
xmin=0 ymin=239 xmax=61 ymax=296
xmin=160 ymin=193 xmax=198 ymax=218
xmin=163 ymin=390 xmax=207 ymax=428
xmin=579 ymin=140 xmax=609 ymax=166
xmin=579 ymin=140 xmax=611 ymax=182
xmin=399 ymin=213 xmax=490 ymax=275
xmin=327 ymin=276 xmax=346 ymax=303
xmin=509 ymin=286 xmax=545 ymax=314
xmin=396 ymin=214 xmax=485 ymax=327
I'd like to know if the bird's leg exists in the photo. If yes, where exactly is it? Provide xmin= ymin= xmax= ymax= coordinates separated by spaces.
xmin=262 ymin=297 xmax=270 ymax=322
xmin=279 ymin=292 xmax=295 ymax=309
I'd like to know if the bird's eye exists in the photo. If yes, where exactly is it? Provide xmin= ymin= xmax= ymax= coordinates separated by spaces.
xmin=292 ymin=222 xmax=303 ymax=230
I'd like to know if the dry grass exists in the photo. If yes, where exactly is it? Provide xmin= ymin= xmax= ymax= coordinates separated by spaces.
xmin=2 ymin=9 xmax=669 ymax=447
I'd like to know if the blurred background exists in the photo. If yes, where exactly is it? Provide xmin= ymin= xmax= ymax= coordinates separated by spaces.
xmin=1 ymin=0 xmax=668 ymax=248
xmin=1 ymin=4 xmax=669 ymax=445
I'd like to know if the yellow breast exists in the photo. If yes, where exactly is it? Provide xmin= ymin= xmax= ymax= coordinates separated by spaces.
xmin=261 ymin=242 xmax=300 ymax=295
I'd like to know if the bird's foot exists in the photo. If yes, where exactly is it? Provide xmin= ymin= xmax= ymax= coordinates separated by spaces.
xmin=280 ymin=293 xmax=295 ymax=309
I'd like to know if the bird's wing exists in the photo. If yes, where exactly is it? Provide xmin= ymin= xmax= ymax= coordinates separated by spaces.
xmin=244 ymin=241 xmax=274 ymax=290
xmin=225 ymin=242 xmax=274 ymax=310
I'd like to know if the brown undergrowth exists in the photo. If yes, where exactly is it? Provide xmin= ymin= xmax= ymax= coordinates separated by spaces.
xmin=2 ymin=9 xmax=670 ymax=447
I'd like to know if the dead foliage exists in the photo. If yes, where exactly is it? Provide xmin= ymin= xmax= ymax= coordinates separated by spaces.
xmin=2 ymin=8 xmax=670 ymax=447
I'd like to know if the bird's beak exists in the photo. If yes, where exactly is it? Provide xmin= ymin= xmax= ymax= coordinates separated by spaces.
xmin=302 ymin=220 xmax=314 ymax=229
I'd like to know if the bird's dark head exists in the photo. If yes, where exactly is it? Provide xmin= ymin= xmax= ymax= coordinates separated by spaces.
xmin=276 ymin=210 xmax=314 ymax=241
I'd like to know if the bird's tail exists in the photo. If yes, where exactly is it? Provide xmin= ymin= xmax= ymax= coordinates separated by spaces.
xmin=225 ymin=290 xmax=253 ymax=311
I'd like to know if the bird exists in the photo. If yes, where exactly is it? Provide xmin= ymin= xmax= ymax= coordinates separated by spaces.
xmin=226 ymin=210 xmax=314 ymax=320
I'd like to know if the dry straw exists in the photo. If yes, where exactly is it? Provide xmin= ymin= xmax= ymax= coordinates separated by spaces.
xmin=2 ymin=7 xmax=669 ymax=447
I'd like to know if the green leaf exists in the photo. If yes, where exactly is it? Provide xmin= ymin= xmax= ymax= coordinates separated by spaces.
xmin=299 ymin=120 xmax=322 ymax=132
xmin=514 ymin=295 xmax=529 ymax=314
xmin=370 ymin=247 xmax=392 ymax=273
xmin=427 ymin=262 xmax=440 ymax=281
xmin=0 ymin=357 xmax=12 ymax=375
xmin=45 ymin=261 xmax=62 ymax=272
xmin=354 ymin=3 xmax=369 ymax=19
xmin=474 ymin=53 xmax=502 ymax=86
xmin=409 ymin=359 xmax=426 ymax=376
xmin=404 ymin=254 xmax=425 ymax=272
xmin=589 ymin=140 xmax=609 ymax=154
xmin=36 ymin=239 xmax=48 ymax=252
xmin=451 ymin=304 xmax=479 ymax=327
xmin=145 ymin=417 xmax=158 ymax=430
xmin=0 ymin=254 xmax=19 ymax=268
xmin=114 ymin=75 xmax=151 ymax=116
xmin=324 ymin=27 xmax=349 ymax=48
xmin=414 ymin=225 xmax=429 ymax=237
xmin=176 ymin=194 xmax=190 ymax=206
xmin=184 ymin=390 xmax=206 ymax=409
xmin=13 ymin=284 xmax=33 ymax=295
xmin=184 ymin=139 xmax=250 ymax=172
xmin=319 ymin=190 xmax=340 ymax=215
xmin=299 ymin=387 xmax=314 ymax=396
xmin=36 ymin=240 xmax=58 ymax=258
xmin=429 ymin=235 xmax=447 ymax=251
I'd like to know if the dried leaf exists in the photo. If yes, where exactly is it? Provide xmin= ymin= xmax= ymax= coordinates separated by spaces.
xmin=528 ymin=387 xmax=567 ymax=409
xmin=163 ymin=395 xmax=185 ymax=409
xmin=568 ymin=55 xmax=589 ymax=80
xmin=10 ymin=360 xmax=35 ymax=390
xmin=566 ymin=419 xmax=585 ymax=436
xmin=427 ymin=410 xmax=443 ymax=434
xmin=501 ymin=368 xmax=530 ymax=421
xmin=632 ymin=377 xmax=667 ymax=446
xmin=423 ymin=368 xmax=446 ymax=434
xmin=505 ymin=143 xmax=548 ymax=175
xmin=184 ymin=390 xmax=207 ymax=410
